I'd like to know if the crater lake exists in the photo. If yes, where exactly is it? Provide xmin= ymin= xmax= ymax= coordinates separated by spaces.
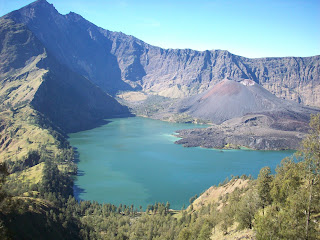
xmin=69 ymin=117 xmax=293 ymax=210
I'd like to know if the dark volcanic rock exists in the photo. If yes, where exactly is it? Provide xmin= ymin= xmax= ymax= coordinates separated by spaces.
xmin=5 ymin=0 xmax=320 ymax=107
xmin=175 ymin=131 xmax=301 ymax=150
xmin=175 ymin=114 xmax=305 ymax=150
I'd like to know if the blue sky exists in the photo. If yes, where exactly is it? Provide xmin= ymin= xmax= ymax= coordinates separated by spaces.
xmin=0 ymin=0 xmax=319 ymax=58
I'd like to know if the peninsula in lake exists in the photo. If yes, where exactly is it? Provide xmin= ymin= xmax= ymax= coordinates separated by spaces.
xmin=1 ymin=0 xmax=319 ymax=152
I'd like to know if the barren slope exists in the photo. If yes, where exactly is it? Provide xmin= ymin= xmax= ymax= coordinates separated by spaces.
xmin=173 ymin=78 xmax=316 ymax=124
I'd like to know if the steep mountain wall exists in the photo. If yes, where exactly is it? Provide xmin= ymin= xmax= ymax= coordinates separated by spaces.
xmin=0 ymin=16 xmax=130 ymax=133
xmin=109 ymin=35 xmax=320 ymax=106
xmin=7 ymin=0 xmax=132 ymax=95
xmin=7 ymin=0 xmax=320 ymax=107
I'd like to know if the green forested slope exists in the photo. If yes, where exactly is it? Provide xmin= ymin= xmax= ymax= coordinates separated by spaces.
xmin=0 ymin=115 xmax=319 ymax=239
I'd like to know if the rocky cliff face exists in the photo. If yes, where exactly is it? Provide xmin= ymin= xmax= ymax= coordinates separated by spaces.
xmin=0 ymin=16 xmax=130 ymax=133
xmin=241 ymin=56 xmax=320 ymax=107
xmin=7 ymin=0 xmax=320 ymax=108
xmin=7 ymin=0 xmax=132 ymax=95
xmin=111 ymin=37 xmax=320 ymax=107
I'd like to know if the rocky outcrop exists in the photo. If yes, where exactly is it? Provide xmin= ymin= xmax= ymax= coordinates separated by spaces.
xmin=175 ymin=114 xmax=307 ymax=150
xmin=176 ymin=129 xmax=302 ymax=150
xmin=7 ymin=0 xmax=320 ymax=107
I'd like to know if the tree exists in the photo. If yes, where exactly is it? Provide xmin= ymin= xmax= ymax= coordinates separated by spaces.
xmin=0 ymin=163 xmax=8 ymax=186
xmin=189 ymin=194 xmax=198 ymax=205
xmin=0 ymin=163 xmax=8 ymax=203
xmin=208 ymin=204 xmax=219 ymax=233
xmin=165 ymin=201 xmax=170 ymax=214
xmin=146 ymin=205 xmax=153 ymax=214
xmin=256 ymin=166 xmax=273 ymax=215
xmin=236 ymin=188 xmax=259 ymax=230
xmin=0 ymin=163 xmax=9 ymax=238
xmin=178 ymin=228 xmax=191 ymax=240
xmin=197 ymin=222 xmax=212 ymax=240
xmin=297 ymin=114 xmax=320 ymax=239
xmin=220 ymin=204 xmax=234 ymax=235
xmin=255 ymin=114 xmax=320 ymax=240
xmin=254 ymin=205 xmax=280 ymax=240
xmin=270 ymin=157 xmax=302 ymax=205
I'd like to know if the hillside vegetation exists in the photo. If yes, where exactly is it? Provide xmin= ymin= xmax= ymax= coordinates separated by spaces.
xmin=0 ymin=115 xmax=319 ymax=239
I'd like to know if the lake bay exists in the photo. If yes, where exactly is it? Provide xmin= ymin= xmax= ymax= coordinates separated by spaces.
xmin=69 ymin=117 xmax=293 ymax=210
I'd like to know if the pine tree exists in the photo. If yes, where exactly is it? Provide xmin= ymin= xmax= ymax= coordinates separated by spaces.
xmin=197 ymin=222 xmax=212 ymax=240
xmin=236 ymin=188 xmax=259 ymax=230
xmin=298 ymin=114 xmax=320 ymax=239
xmin=220 ymin=204 xmax=234 ymax=235
xmin=255 ymin=114 xmax=320 ymax=240
xmin=178 ymin=228 xmax=191 ymax=240
xmin=256 ymin=166 xmax=273 ymax=215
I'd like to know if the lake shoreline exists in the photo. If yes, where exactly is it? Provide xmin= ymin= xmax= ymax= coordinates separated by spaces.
xmin=69 ymin=117 xmax=293 ymax=210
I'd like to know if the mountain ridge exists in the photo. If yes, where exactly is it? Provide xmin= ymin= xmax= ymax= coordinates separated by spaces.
xmin=5 ymin=0 xmax=320 ymax=107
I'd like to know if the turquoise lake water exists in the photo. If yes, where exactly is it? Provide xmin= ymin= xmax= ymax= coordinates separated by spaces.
xmin=69 ymin=117 xmax=293 ymax=210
